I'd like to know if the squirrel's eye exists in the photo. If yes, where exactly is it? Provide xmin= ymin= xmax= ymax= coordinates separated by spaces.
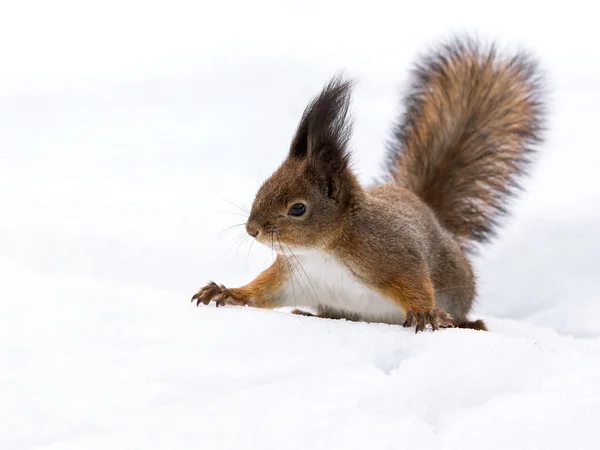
xmin=288 ymin=203 xmax=306 ymax=217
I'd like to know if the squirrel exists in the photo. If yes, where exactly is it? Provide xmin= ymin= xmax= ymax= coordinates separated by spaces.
xmin=192 ymin=36 xmax=545 ymax=332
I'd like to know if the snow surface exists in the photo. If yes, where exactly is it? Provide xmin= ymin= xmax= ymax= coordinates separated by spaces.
xmin=2 ymin=1 xmax=600 ymax=449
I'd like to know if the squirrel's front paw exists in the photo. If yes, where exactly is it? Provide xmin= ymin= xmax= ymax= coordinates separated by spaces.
xmin=191 ymin=282 xmax=250 ymax=307
xmin=403 ymin=308 xmax=454 ymax=333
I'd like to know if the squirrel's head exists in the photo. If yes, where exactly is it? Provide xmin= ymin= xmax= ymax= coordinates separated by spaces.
xmin=245 ymin=75 xmax=360 ymax=250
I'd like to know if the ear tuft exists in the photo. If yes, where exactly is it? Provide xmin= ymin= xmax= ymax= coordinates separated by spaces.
xmin=289 ymin=74 xmax=355 ymax=165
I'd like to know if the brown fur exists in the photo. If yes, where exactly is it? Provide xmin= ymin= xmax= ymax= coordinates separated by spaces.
xmin=192 ymin=255 xmax=288 ymax=308
xmin=192 ymin=35 xmax=546 ymax=333
xmin=456 ymin=319 xmax=488 ymax=331
xmin=384 ymin=36 xmax=545 ymax=252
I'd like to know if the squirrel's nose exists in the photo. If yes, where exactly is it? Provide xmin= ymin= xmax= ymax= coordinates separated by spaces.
xmin=246 ymin=222 xmax=260 ymax=238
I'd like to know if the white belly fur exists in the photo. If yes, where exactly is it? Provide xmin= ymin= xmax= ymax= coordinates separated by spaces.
xmin=279 ymin=247 xmax=405 ymax=324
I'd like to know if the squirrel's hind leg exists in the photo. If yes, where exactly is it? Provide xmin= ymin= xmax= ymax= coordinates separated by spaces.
xmin=290 ymin=306 xmax=363 ymax=322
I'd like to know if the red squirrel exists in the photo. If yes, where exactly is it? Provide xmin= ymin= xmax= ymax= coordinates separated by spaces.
xmin=192 ymin=36 xmax=545 ymax=332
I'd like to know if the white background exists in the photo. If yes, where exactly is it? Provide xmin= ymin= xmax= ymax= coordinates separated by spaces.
xmin=2 ymin=1 xmax=599 ymax=449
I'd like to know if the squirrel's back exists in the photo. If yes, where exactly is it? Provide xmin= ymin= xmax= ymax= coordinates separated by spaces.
xmin=384 ymin=36 xmax=546 ymax=252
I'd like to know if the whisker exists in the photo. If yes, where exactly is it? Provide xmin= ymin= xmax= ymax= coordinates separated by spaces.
xmin=266 ymin=231 xmax=276 ymax=267
xmin=225 ymin=232 xmax=247 ymax=256
xmin=219 ymin=197 xmax=250 ymax=214
xmin=218 ymin=223 xmax=245 ymax=237
xmin=262 ymin=232 xmax=271 ymax=267
xmin=275 ymin=235 xmax=297 ymax=307
xmin=285 ymin=253 xmax=311 ymax=306
xmin=282 ymin=240 xmax=320 ymax=305
xmin=278 ymin=239 xmax=311 ymax=304
xmin=233 ymin=234 xmax=251 ymax=260
xmin=245 ymin=238 xmax=255 ymax=265
xmin=215 ymin=210 xmax=249 ymax=219
xmin=226 ymin=232 xmax=251 ymax=259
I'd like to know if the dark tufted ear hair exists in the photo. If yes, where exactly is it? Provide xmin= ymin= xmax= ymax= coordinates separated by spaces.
xmin=289 ymin=74 xmax=354 ymax=177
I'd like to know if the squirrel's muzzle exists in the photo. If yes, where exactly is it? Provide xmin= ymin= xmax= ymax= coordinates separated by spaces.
xmin=245 ymin=221 xmax=260 ymax=238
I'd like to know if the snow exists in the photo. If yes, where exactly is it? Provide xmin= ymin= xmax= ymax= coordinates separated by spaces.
xmin=2 ymin=1 xmax=600 ymax=449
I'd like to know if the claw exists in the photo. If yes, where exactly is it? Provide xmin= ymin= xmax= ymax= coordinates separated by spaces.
xmin=404 ymin=308 xmax=453 ymax=333
xmin=403 ymin=310 xmax=416 ymax=328
xmin=191 ymin=281 xmax=249 ymax=308
xmin=417 ymin=311 xmax=427 ymax=333
xmin=427 ymin=310 xmax=439 ymax=331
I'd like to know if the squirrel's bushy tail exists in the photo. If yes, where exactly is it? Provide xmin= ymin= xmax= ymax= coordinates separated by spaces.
xmin=385 ymin=36 xmax=546 ymax=251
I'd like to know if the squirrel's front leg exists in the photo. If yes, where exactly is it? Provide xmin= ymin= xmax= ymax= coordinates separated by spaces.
xmin=191 ymin=256 xmax=287 ymax=309
xmin=382 ymin=271 xmax=454 ymax=333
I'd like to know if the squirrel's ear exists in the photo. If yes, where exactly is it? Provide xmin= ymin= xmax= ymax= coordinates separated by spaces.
xmin=289 ymin=74 xmax=354 ymax=168
xmin=289 ymin=120 xmax=309 ymax=159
